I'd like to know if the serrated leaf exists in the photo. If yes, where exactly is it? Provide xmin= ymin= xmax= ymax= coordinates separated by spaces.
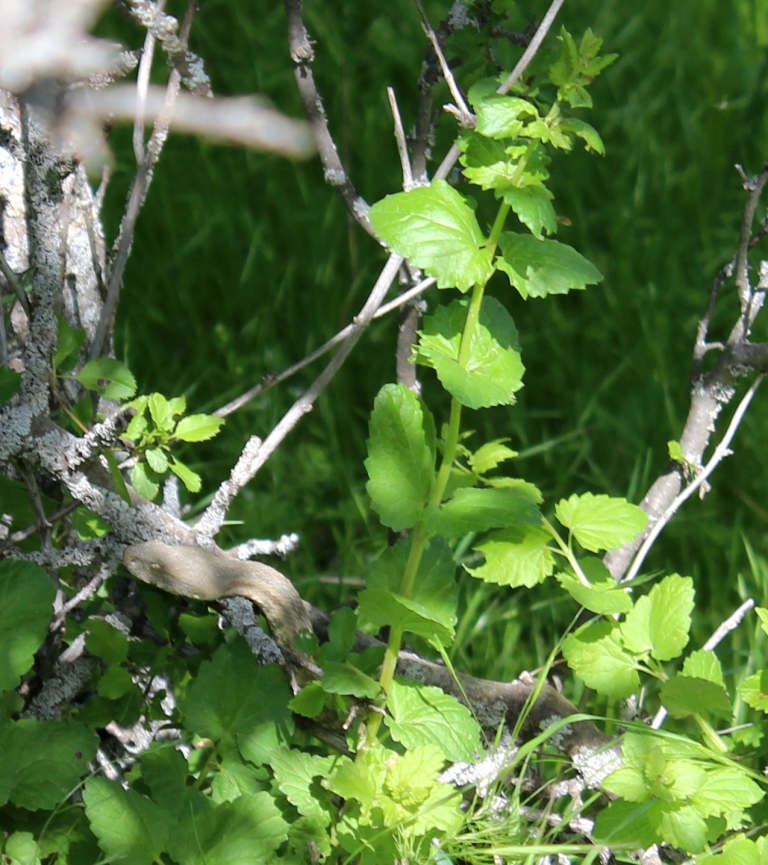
xmin=7 ymin=719 xmax=97 ymax=811
xmin=469 ymin=438 xmax=518 ymax=474
xmin=621 ymin=576 xmax=694 ymax=662
xmin=555 ymin=557 xmax=632 ymax=615
xmin=660 ymin=676 xmax=732 ymax=719
xmin=415 ymin=296 xmax=524 ymax=408
xmin=270 ymin=749 xmax=336 ymax=827
xmin=471 ymin=93 xmax=540 ymax=140
xmin=369 ymin=179 xmax=494 ymax=292
xmin=364 ymin=383 xmax=434 ymax=531
xmin=0 ymin=561 xmax=56 ymax=691
xmin=668 ymin=440 xmax=686 ymax=462
xmin=83 ymin=777 xmax=167 ymax=865
xmin=737 ymin=670 xmax=768 ymax=712
xmin=468 ymin=525 xmax=554 ymax=587
xmin=691 ymin=767 xmax=764 ymax=820
xmin=424 ymin=486 xmax=540 ymax=537
xmin=168 ymin=456 xmax=201 ymax=493
xmin=180 ymin=641 xmax=294 ymax=765
xmin=682 ymin=649 xmax=725 ymax=687
xmin=459 ymin=134 xmax=520 ymax=191
xmin=174 ymin=414 xmax=225 ymax=442
xmin=497 ymin=232 xmax=602 ymax=299
xmin=554 ymin=492 xmax=648 ymax=552
xmin=75 ymin=357 xmax=137 ymax=400
xmin=563 ymin=620 xmax=639 ymax=698
xmin=501 ymin=184 xmax=557 ymax=238
xmin=558 ymin=118 xmax=605 ymax=154
xmin=385 ymin=679 xmax=481 ymax=762
xmin=97 ymin=665 xmax=134 ymax=699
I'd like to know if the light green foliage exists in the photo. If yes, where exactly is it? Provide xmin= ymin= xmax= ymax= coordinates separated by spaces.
xmin=598 ymin=733 xmax=764 ymax=852
xmin=364 ymin=383 xmax=435 ymax=531
xmin=548 ymin=27 xmax=618 ymax=108
xmin=0 ymin=561 xmax=56 ymax=691
xmin=555 ymin=491 xmax=648 ymax=552
xmin=414 ymin=296 xmax=525 ymax=408
xmin=497 ymin=232 xmax=603 ymax=299
xmin=468 ymin=525 xmax=555 ymax=587
xmin=555 ymin=557 xmax=633 ymax=615
xmin=75 ymin=356 xmax=137 ymax=400
xmin=122 ymin=392 xmax=225 ymax=498
xmin=384 ymin=679 xmax=482 ymax=762
xmin=369 ymin=179 xmax=494 ymax=291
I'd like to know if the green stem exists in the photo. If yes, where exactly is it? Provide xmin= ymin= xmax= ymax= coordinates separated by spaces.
xmin=365 ymin=199 xmax=511 ymax=748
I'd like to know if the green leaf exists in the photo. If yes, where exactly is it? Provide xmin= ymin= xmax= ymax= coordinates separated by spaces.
xmin=468 ymin=525 xmax=555 ymax=587
xmin=147 ymin=392 xmax=172 ymax=430
xmin=130 ymin=461 xmax=160 ymax=500
xmin=691 ymin=767 xmax=764 ymax=822
xmin=53 ymin=314 xmax=86 ymax=374
xmin=75 ymin=357 xmax=137 ymax=400
xmin=385 ymin=679 xmax=482 ymax=762
xmin=593 ymin=799 xmax=658 ymax=849
xmin=86 ymin=618 xmax=129 ymax=664
xmin=97 ymin=665 xmax=135 ymax=699
xmin=555 ymin=557 xmax=633 ymax=615
xmin=737 ymin=670 xmax=768 ymax=712
xmin=270 ymin=749 xmax=336 ymax=827
xmin=0 ymin=367 xmax=22 ymax=404
xmin=83 ymin=777 xmax=167 ymax=865
xmin=468 ymin=438 xmax=518 ymax=474
xmin=558 ymin=118 xmax=605 ymax=154
xmin=501 ymin=184 xmax=557 ymax=238
xmin=168 ymin=456 xmax=202 ymax=493
xmin=145 ymin=447 xmax=168 ymax=473
xmin=174 ymin=413 xmax=225 ymax=442
xmin=660 ymin=676 xmax=732 ymax=719
xmin=179 ymin=792 xmax=289 ymax=865
xmin=4 ymin=832 xmax=42 ymax=865
xmin=7 ymin=719 xmax=98 ymax=811
xmin=414 ymin=296 xmax=525 ymax=408
xmin=369 ymin=179 xmax=494 ymax=292
xmin=554 ymin=492 xmax=648 ymax=552
xmin=359 ymin=538 xmax=457 ymax=647
xmin=497 ymin=232 xmax=602 ymax=299
xmin=364 ymin=383 xmax=435 ymax=531
xmin=321 ymin=661 xmax=381 ymax=699
xmin=471 ymin=92 xmax=540 ymax=140
xmin=621 ymin=575 xmax=694 ymax=661
xmin=563 ymin=620 xmax=639 ymax=698
xmin=0 ymin=560 xmax=56 ymax=691
xmin=424 ymin=486 xmax=540 ymax=536
xmin=180 ymin=641 xmax=294 ymax=765
xmin=755 ymin=605 xmax=768 ymax=636
xmin=682 ymin=649 xmax=725 ymax=687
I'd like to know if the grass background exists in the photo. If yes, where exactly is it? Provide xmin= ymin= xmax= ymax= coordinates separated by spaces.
xmin=98 ymin=0 xmax=768 ymax=701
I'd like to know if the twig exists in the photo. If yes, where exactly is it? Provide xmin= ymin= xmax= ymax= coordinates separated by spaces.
xmin=650 ymin=598 xmax=756 ymax=729
xmin=132 ymin=4 xmax=158 ymax=164
xmin=89 ymin=0 xmax=198 ymax=360
xmin=434 ymin=0 xmax=565 ymax=181
xmin=213 ymin=275 xmax=435 ymax=418
xmin=387 ymin=87 xmax=414 ymax=191
xmin=623 ymin=374 xmax=765 ymax=585
xmin=733 ymin=163 xmax=768 ymax=317
xmin=284 ymin=0 xmax=376 ymax=238
xmin=205 ymin=254 xmax=404 ymax=504
xmin=413 ymin=0 xmax=473 ymax=126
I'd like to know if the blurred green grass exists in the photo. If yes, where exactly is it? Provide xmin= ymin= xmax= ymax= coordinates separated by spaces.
xmin=101 ymin=1 xmax=768 ymax=693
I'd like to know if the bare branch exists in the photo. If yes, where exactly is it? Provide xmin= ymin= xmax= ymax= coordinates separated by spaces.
xmin=387 ymin=87 xmax=414 ymax=191
xmin=284 ymin=0 xmax=376 ymax=238
xmin=213 ymin=275 xmax=435 ymax=418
